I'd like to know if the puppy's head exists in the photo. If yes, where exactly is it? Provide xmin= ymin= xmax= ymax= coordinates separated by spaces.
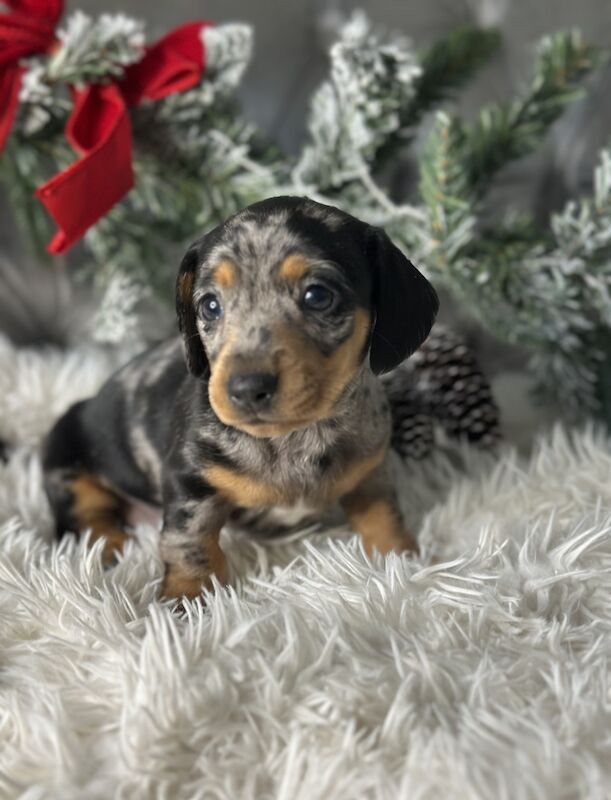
xmin=177 ymin=196 xmax=438 ymax=437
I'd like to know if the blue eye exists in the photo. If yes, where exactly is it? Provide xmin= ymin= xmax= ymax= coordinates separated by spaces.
xmin=302 ymin=284 xmax=335 ymax=312
xmin=200 ymin=293 xmax=223 ymax=321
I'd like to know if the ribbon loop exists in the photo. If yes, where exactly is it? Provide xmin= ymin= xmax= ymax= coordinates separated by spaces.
xmin=121 ymin=21 xmax=207 ymax=104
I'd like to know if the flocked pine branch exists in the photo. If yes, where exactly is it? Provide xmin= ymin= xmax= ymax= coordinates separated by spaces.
xmin=51 ymin=11 xmax=145 ymax=81
xmin=373 ymin=26 xmax=501 ymax=170
xmin=420 ymin=30 xmax=600 ymax=270
xmin=413 ymin=26 xmax=501 ymax=116
xmin=19 ymin=12 xmax=145 ymax=135
xmin=464 ymin=30 xmax=599 ymax=194
xmin=291 ymin=11 xmax=422 ymax=192
xmin=416 ymin=29 xmax=606 ymax=416
xmin=481 ymin=149 xmax=611 ymax=417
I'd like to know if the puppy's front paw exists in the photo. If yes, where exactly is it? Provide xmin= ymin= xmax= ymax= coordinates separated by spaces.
xmin=161 ymin=569 xmax=205 ymax=602
xmin=363 ymin=528 xmax=419 ymax=558
xmin=160 ymin=561 xmax=227 ymax=606
xmin=344 ymin=494 xmax=419 ymax=558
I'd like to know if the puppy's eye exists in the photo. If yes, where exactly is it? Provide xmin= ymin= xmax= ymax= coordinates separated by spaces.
xmin=199 ymin=293 xmax=223 ymax=321
xmin=302 ymin=284 xmax=335 ymax=312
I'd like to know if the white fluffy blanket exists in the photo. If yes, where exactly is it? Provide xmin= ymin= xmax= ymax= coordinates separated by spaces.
xmin=1 ymin=335 xmax=611 ymax=799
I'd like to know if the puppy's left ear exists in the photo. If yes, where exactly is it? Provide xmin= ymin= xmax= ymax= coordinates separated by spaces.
xmin=368 ymin=227 xmax=439 ymax=374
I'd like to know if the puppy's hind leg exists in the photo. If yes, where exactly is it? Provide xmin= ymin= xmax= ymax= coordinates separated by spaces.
xmin=45 ymin=469 xmax=132 ymax=565
xmin=43 ymin=400 xmax=132 ymax=565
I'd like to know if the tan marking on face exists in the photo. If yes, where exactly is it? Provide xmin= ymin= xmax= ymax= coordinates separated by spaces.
xmin=270 ymin=307 xmax=371 ymax=424
xmin=208 ymin=307 xmax=371 ymax=435
xmin=279 ymin=254 xmax=310 ymax=282
xmin=213 ymin=260 xmax=237 ymax=288
xmin=208 ymin=332 xmax=241 ymax=424
xmin=342 ymin=496 xmax=418 ymax=557
xmin=205 ymin=447 xmax=384 ymax=509
xmin=178 ymin=270 xmax=194 ymax=305
xmin=71 ymin=475 xmax=129 ymax=565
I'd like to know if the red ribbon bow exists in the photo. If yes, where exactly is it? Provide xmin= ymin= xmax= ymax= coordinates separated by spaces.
xmin=0 ymin=0 xmax=210 ymax=254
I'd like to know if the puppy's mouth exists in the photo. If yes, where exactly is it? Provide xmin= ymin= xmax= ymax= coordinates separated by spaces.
xmin=210 ymin=373 xmax=348 ymax=437
xmin=245 ymin=416 xmax=313 ymax=427
xmin=237 ymin=414 xmax=316 ymax=436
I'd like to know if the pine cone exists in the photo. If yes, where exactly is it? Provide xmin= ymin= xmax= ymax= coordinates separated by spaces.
xmin=382 ymin=325 xmax=501 ymax=461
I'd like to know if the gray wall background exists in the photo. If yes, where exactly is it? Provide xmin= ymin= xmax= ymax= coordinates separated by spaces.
xmin=1 ymin=0 xmax=611 ymax=347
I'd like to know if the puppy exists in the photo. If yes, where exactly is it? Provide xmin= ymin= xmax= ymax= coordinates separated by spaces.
xmin=43 ymin=196 xmax=439 ymax=601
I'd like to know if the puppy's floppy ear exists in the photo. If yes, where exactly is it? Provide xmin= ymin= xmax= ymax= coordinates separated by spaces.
xmin=368 ymin=227 xmax=439 ymax=374
xmin=176 ymin=243 xmax=209 ymax=378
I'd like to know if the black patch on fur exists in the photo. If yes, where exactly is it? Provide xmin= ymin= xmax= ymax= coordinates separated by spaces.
xmin=317 ymin=454 xmax=332 ymax=472
xmin=177 ymin=471 xmax=215 ymax=500
xmin=195 ymin=438 xmax=234 ymax=468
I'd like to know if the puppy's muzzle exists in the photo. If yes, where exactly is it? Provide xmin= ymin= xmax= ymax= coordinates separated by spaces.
xmin=227 ymin=371 xmax=278 ymax=414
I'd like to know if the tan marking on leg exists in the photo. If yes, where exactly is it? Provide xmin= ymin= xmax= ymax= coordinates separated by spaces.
xmin=342 ymin=496 xmax=418 ymax=556
xmin=325 ymin=447 xmax=386 ymax=502
xmin=279 ymin=254 xmax=310 ymax=282
xmin=213 ymin=260 xmax=237 ymax=288
xmin=71 ymin=475 xmax=130 ymax=565
xmin=161 ymin=534 xmax=227 ymax=600
xmin=162 ymin=567 xmax=208 ymax=602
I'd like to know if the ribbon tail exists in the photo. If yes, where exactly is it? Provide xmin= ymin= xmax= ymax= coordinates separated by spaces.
xmin=0 ymin=65 xmax=24 ymax=153
xmin=36 ymin=83 xmax=134 ymax=254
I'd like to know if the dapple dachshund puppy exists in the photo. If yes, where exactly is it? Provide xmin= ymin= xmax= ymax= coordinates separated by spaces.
xmin=43 ymin=196 xmax=439 ymax=601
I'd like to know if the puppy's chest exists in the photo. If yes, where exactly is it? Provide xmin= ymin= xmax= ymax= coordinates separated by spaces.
xmin=204 ymin=391 xmax=390 ymax=510
xmin=205 ymin=442 xmax=385 ymax=510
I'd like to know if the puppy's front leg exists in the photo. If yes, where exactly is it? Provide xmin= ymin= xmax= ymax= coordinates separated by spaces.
xmin=160 ymin=491 xmax=230 ymax=601
xmin=340 ymin=461 xmax=418 ymax=557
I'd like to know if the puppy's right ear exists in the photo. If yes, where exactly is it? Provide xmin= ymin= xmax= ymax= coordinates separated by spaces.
xmin=176 ymin=244 xmax=208 ymax=378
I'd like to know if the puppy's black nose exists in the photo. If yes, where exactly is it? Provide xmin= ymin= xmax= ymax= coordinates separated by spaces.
xmin=228 ymin=372 xmax=278 ymax=411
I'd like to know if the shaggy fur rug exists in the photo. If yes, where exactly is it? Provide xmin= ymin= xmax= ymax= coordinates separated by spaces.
xmin=1 ymin=334 xmax=611 ymax=799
